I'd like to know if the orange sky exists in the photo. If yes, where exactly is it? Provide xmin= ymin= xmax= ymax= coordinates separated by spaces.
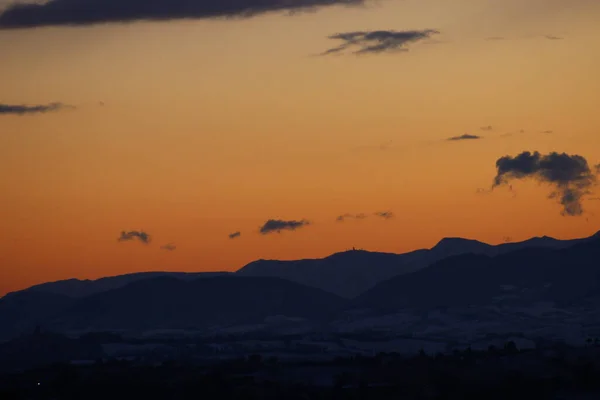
xmin=1 ymin=0 xmax=600 ymax=295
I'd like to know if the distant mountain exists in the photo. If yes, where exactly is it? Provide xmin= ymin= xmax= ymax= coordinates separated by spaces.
xmin=9 ymin=232 xmax=598 ymax=302
xmin=0 ymin=276 xmax=344 ymax=338
xmin=6 ymin=271 xmax=230 ymax=299
xmin=237 ymin=231 xmax=600 ymax=297
xmin=354 ymin=236 xmax=600 ymax=312
xmin=237 ymin=250 xmax=428 ymax=299
xmin=0 ymin=291 xmax=73 ymax=341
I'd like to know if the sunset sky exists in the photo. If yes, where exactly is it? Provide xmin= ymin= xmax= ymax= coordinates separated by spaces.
xmin=1 ymin=0 xmax=600 ymax=295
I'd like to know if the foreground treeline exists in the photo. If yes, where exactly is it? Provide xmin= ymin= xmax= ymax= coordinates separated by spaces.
xmin=2 ymin=343 xmax=600 ymax=400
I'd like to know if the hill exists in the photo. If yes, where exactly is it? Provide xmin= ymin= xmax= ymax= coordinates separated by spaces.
xmin=6 ymin=271 xmax=230 ymax=299
xmin=236 ymin=231 xmax=600 ymax=297
xmin=0 ymin=276 xmax=345 ymax=338
xmin=355 ymin=237 xmax=600 ymax=311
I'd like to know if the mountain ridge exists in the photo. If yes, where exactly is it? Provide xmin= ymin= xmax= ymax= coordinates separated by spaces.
xmin=6 ymin=230 xmax=599 ymax=300
xmin=1 ymin=230 xmax=600 ymax=343
xmin=0 ymin=275 xmax=345 ymax=339
xmin=236 ymin=230 xmax=600 ymax=297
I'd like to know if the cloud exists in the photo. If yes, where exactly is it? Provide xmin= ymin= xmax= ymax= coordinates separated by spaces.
xmin=336 ymin=213 xmax=367 ymax=222
xmin=492 ymin=151 xmax=599 ymax=216
xmin=228 ymin=231 xmax=241 ymax=239
xmin=160 ymin=243 xmax=176 ymax=251
xmin=374 ymin=211 xmax=394 ymax=219
xmin=500 ymin=129 xmax=526 ymax=138
xmin=351 ymin=140 xmax=396 ymax=153
xmin=0 ymin=102 xmax=72 ymax=115
xmin=447 ymin=134 xmax=482 ymax=141
xmin=0 ymin=0 xmax=368 ymax=29
xmin=487 ymin=35 xmax=565 ymax=42
xmin=480 ymin=126 xmax=493 ymax=131
xmin=117 ymin=230 xmax=151 ymax=244
xmin=320 ymin=29 xmax=440 ymax=56
xmin=259 ymin=219 xmax=310 ymax=235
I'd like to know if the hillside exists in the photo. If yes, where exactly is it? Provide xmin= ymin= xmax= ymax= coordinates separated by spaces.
xmin=355 ymin=237 xmax=600 ymax=311
xmin=0 ymin=276 xmax=345 ymax=338
xmin=236 ymin=231 xmax=600 ymax=297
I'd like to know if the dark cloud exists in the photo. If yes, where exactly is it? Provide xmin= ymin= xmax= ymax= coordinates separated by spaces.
xmin=259 ymin=219 xmax=310 ymax=235
xmin=0 ymin=102 xmax=72 ymax=115
xmin=492 ymin=151 xmax=599 ymax=216
xmin=336 ymin=213 xmax=367 ymax=222
xmin=117 ymin=230 xmax=151 ymax=244
xmin=160 ymin=243 xmax=176 ymax=251
xmin=480 ymin=126 xmax=493 ymax=131
xmin=228 ymin=231 xmax=241 ymax=239
xmin=447 ymin=134 xmax=482 ymax=141
xmin=0 ymin=0 xmax=367 ymax=29
xmin=545 ymin=35 xmax=564 ymax=40
xmin=321 ymin=29 xmax=440 ymax=56
xmin=374 ymin=211 xmax=394 ymax=219
xmin=485 ymin=36 xmax=505 ymax=41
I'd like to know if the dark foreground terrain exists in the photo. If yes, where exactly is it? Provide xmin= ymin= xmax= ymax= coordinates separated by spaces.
xmin=3 ymin=342 xmax=600 ymax=400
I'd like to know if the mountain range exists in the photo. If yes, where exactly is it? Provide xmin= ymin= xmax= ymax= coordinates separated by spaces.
xmin=1 ymin=230 xmax=599 ymax=342
xmin=238 ymin=231 xmax=600 ymax=297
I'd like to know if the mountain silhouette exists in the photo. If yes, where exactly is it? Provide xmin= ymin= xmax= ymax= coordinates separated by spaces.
xmin=0 ymin=276 xmax=344 ymax=338
xmin=2 ymin=231 xmax=599 ymax=342
xmin=237 ymin=231 xmax=600 ymax=297
xmin=354 ymin=236 xmax=600 ymax=311
xmin=0 ymin=291 xmax=73 ymax=341
xmin=9 ymin=271 xmax=230 ymax=299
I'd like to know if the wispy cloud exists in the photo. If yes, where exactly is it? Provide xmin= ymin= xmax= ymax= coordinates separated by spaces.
xmin=480 ymin=126 xmax=493 ymax=131
xmin=160 ymin=243 xmax=176 ymax=251
xmin=228 ymin=231 xmax=241 ymax=239
xmin=0 ymin=0 xmax=368 ymax=29
xmin=492 ymin=151 xmax=599 ymax=216
xmin=374 ymin=211 xmax=394 ymax=219
xmin=447 ymin=134 xmax=482 ymax=141
xmin=320 ymin=29 xmax=440 ymax=56
xmin=336 ymin=213 xmax=367 ymax=222
xmin=259 ymin=219 xmax=310 ymax=235
xmin=486 ymin=35 xmax=565 ymax=42
xmin=0 ymin=102 xmax=73 ymax=115
xmin=117 ymin=230 xmax=151 ymax=244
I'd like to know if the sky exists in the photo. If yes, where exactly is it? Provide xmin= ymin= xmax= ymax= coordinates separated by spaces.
xmin=1 ymin=0 xmax=600 ymax=295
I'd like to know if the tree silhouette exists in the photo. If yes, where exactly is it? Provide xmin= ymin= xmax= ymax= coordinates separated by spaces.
xmin=504 ymin=341 xmax=518 ymax=354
